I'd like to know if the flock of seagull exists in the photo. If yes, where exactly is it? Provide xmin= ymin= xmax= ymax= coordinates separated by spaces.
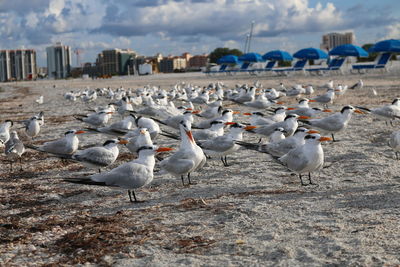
xmin=1 ymin=79 xmax=400 ymax=202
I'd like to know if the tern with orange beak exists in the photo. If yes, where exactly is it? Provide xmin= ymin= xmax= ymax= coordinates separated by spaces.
xmin=299 ymin=105 xmax=363 ymax=142
xmin=198 ymin=123 xmax=256 ymax=167
xmin=250 ymin=114 xmax=307 ymax=138
xmin=277 ymin=133 xmax=332 ymax=186
xmin=75 ymin=111 xmax=113 ymax=127
xmin=26 ymin=129 xmax=86 ymax=155
xmin=195 ymin=109 xmax=239 ymax=129
xmin=65 ymin=145 xmax=174 ymax=202
xmin=160 ymin=120 xmax=206 ymax=185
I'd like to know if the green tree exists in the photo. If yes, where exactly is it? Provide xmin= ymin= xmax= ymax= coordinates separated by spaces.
xmin=209 ymin=47 xmax=243 ymax=64
xmin=357 ymin=43 xmax=378 ymax=62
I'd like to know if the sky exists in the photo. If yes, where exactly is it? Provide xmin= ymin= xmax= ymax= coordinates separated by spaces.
xmin=0 ymin=0 xmax=399 ymax=67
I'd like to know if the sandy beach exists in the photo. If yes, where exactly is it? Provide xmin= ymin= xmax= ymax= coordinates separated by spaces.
xmin=1 ymin=72 xmax=400 ymax=266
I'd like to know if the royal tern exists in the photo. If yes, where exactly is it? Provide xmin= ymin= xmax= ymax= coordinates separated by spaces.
xmin=4 ymin=131 xmax=25 ymax=171
xmin=311 ymin=88 xmax=335 ymax=108
xmin=0 ymin=120 xmax=13 ymax=147
xmin=269 ymin=127 xmax=286 ymax=143
xmin=75 ymin=111 xmax=113 ymax=127
xmin=196 ymin=104 xmax=222 ymax=119
xmin=300 ymin=105 xmax=363 ymax=141
xmin=389 ymin=130 xmax=400 ymax=159
xmin=251 ymin=114 xmax=307 ymax=138
xmin=125 ymin=128 xmax=153 ymax=155
xmin=67 ymin=139 xmax=128 ymax=172
xmin=236 ymin=128 xmax=319 ymax=157
xmin=356 ymin=99 xmax=400 ymax=126
xmin=276 ymin=133 xmax=331 ymax=186
xmin=198 ymin=123 xmax=256 ymax=167
xmin=27 ymin=130 xmax=85 ymax=155
xmin=87 ymin=114 xmax=137 ymax=135
xmin=65 ymin=145 xmax=173 ymax=202
xmin=152 ymin=110 xmax=195 ymax=130
xmin=287 ymin=107 xmax=332 ymax=118
xmin=160 ymin=120 xmax=206 ymax=185
xmin=196 ymin=109 xmax=238 ymax=129
xmin=243 ymin=93 xmax=279 ymax=109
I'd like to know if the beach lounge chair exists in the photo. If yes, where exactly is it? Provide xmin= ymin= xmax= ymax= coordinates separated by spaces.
xmin=249 ymin=61 xmax=277 ymax=74
xmin=228 ymin=62 xmax=251 ymax=74
xmin=273 ymin=59 xmax=307 ymax=75
xmin=351 ymin=53 xmax=391 ymax=73
xmin=205 ymin=64 xmax=228 ymax=75
xmin=306 ymin=58 xmax=345 ymax=75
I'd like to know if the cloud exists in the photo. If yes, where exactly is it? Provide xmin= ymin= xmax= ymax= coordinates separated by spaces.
xmin=385 ymin=22 xmax=400 ymax=39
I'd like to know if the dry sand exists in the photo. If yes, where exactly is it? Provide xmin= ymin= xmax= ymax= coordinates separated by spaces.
xmin=1 ymin=72 xmax=400 ymax=266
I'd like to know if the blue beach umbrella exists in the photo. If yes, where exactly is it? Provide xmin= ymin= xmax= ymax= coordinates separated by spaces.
xmin=293 ymin=48 xmax=328 ymax=60
xmin=369 ymin=39 xmax=400 ymax=53
xmin=329 ymin=44 xmax=368 ymax=57
xmin=238 ymin=52 xmax=264 ymax=62
xmin=262 ymin=50 xmax=293 ymax=61
xmin=217 ymin=55 xmax=239 ymax=64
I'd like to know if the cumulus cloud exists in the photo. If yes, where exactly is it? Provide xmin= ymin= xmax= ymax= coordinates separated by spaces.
xmin=0 ymin=0 xmax=398 ymax=65
xmin=385 ymin=22 xmax=400 ymax=39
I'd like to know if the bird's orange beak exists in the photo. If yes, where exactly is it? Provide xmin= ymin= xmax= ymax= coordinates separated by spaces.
xmin=191 ymin=110 xmax=201 ymax=114
xmin=233 ymin=111 xmax=241 ymax=114
xmin=185 ymin=108 xmax=193 ymax=111
xmin=276 ymin=101 xmax=284 ymax=105
xmin=107 ymin=112 xmax=114 ymax=114
xmin=355 ymin=109 xmax=364 ymax=114
xmin=118 ymin=139 xmax=129 ymax=145
xmin=309 ymin=100 xmax=316 ymax=102
xmin=319 ymin=136 xmax=332 ymax=142
xmin=322 ymin=109 xmax=332 ymax=112
xmin=244 ymin=125 xmax=257 ymax=131
xmin=156 ymin=147 xmax=174 ymax=153
xmin=307 ymin=130 xmax=320 ymax=134
xmin=75 ymin=130 xmax=86 ymax=134
xmin=243 ymin=113 xmax=252 ymax=116
xmin=286 ymin=108 xmax=296 ymax=110
xmin=186 ymin=130 xmax=195 ymax=142
xmin=298 ymin=116 xmax=310 ymax=120
xmin=225 ymin=122 xmax=236 ymax=125
xmin=140 ymin=129 xmax=147 ymax=135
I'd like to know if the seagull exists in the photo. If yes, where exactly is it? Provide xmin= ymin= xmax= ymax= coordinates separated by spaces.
xmin=4 ymin=131 xmax=25 ymax=171
xmin=27 ymin=130 xmax=85 ymax=155
xmin=350 ymin=79 xmax=363 ymax=90
xmin=198 ymin=123 xmax=256 ymax=167
xmin=0 ymin=120 xmax=13 ymax=147
xmin=389 ymin=130 xmax=400 ymax=159
xmin=64 ymin=145 xmax=173 ymax=202
xmin=67 ymin=139 xmax=129 ymax=172
xmin=24 ymin=116 xmax=41 ymax=140
xmin=356 ymin=98 xmax=400 ymax=126
xmin=276 ymin=133 xmax=331 ymax=186
xmin=160 ymin=120 xmax=206 ymax=185
xmin=299 ymin=105 xmax=363 ymax=142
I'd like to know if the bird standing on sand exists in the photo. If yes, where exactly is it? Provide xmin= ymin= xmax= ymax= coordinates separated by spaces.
xmin=389 ymin=131 xmax=400 ymax=159
xmin=27 ymin=130 xmax=85 ymax=155
xmin=276 ymin=133 xmax=331 ymax=186
xmin=65 ymin=145 xmax=173 ymax=202
xmin=24 ymin=116 xmax=41 ymax=140
xmin=160 ymin=120 xmax=206 ymax=185
xmin=4 ymin=131 xmax=25 ymax=171
xmin=0 ymin=120 xmax=13 ymax=147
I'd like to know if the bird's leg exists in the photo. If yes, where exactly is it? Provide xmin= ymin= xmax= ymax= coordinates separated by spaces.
xmin=390 ymin=120 xmax=394 ymax=127
xmin=98 ymin=168 xmax=101 ymax=173
xmin=128 ymin=190 xmax=133 ymax=202
xmin=396 ymin=152 xmax=399 ymax=160
xmin=9 ymin=161 xmax=13 ymax=172
xmin=258 ymin=138 xmax=262 ymax=143
xmin=187 ymin=173 xmax=192 ymax=184
xmin=331 ymin=134 xmax=337 ymax=142
xmin=308 ymin=172 xmax=317 ymax=185
xmin=299 ymin=174 xmax=307 ymax=186
xmin=220 ymin=156 xmax=226 ymax=166
xmin=132 ymin=190 xmax=138 ymax=202
xmin=181 ymin=175 xmax=185 ymax=186
xmin=224 ymin=156 xmax=230 ymax=167
xmin=19 ymin=157 xmax=23 ymax=171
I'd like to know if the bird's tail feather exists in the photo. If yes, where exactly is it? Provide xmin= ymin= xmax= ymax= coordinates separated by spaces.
xmin=64 ymin=177 xmax=107 ymax=186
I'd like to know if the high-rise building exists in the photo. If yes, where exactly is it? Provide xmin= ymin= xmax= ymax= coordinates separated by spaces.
xmin=96 ymin=48 xmax=137 ymax=76
xmin=46 ymin=42 xmax=72 ymax=79
xmin=188 ymin=54 xmax=209 ymax=70
xmin=320 ymin=32 xmax=355 ymax=51
xmin=159 ymin=57 xmax=187 ymax=73
xmin=0 ymin=49 xmax=37 ymax=82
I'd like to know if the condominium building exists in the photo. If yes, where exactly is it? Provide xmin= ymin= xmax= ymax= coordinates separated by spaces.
xmin=159 ymin=57 xmax=187 ymax=73
xmin=0 ymin=49 xmax=37 ymax=82
xmin=320 ymin=32 xmax=355 ymax=51
xmin=96 ymin=48 xmax=137 ymax=76
xmin=46 ymin=42 xmax=72 ymax=79
xmin=188 ymin=54 xmax=209 ymax=70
